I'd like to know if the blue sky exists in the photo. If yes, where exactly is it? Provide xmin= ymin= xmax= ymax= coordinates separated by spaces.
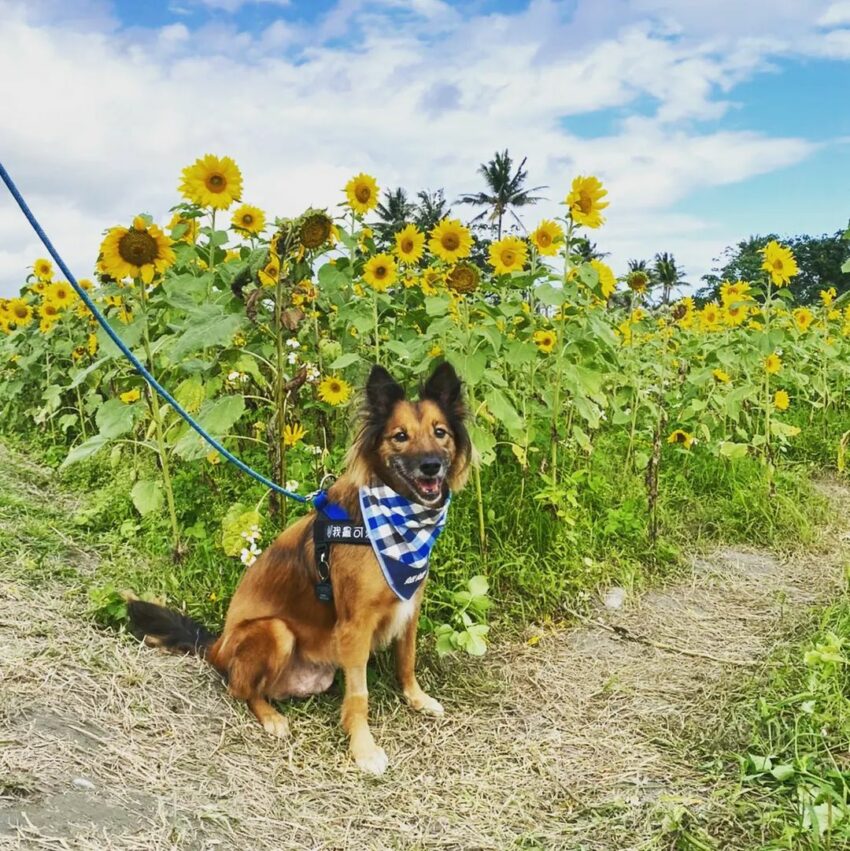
xmin=1 ymin=0 xmax=849 ymax=296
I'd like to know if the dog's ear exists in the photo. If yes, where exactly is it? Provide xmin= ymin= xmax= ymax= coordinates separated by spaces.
xmin=421 ymin=362 xmax=464 ymax=419
xmin=366 ymin=365 xmax=405 ymax=422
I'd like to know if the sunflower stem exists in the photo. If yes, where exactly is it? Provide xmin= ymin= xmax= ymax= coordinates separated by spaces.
xmin=138 ymin=279 xmax=180 ymax=554
xmin=209 ymin=209 xmax=217 ymax=271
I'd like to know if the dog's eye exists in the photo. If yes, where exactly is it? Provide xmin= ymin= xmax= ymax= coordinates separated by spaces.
xmin=434 ymin=427 xmax=448 ymax=439
xmin=393 ymin=431 xmax=408 ymax=443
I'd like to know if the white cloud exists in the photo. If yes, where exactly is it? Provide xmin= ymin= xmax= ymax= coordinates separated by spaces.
xmin=0 ymin=0 xmax=844 ymax=297
xmin=819 ymin=1 xmax=850 ymax=26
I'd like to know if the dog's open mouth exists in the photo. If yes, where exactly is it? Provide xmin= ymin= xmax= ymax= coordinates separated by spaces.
xmin=413 ymin=476 xmax=443 ymax=500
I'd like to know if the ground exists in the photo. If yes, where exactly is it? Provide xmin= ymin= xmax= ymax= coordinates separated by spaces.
xmin=0 ymin=445 xmax=846 ymax=850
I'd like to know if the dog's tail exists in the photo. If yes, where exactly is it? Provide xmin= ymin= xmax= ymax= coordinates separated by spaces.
xmin=127 ymin=599 xmax=218 ymax=658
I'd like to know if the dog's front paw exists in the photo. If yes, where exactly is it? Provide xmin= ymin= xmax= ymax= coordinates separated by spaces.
xmin=352 ymin=744 xmax=389 ymax=775
xmin=406 ymin=690 xmax=444 ymax=717
xmin=261 ymin=714 xmax=290 ymax=739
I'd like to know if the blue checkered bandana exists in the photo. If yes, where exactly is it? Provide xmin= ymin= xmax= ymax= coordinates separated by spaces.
xmin=359 ymin=483 xmax=451 ymax=601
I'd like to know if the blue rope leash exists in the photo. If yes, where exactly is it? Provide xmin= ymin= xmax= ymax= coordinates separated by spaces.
xmin=0 ymin=160 xmax=308 ymax=504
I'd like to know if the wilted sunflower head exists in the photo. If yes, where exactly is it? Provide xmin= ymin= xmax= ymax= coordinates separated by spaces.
xmin=299 ymin=210 xmax=333 ymax=250
xmin=627 ymin=270 xmax=650 ymax=293
xmin=271 ymin=224 xmax=297 ymax=259
xmin=446 ymin=263 xmax=480 ymax=295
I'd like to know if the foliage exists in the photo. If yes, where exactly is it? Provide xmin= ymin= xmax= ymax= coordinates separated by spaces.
xmin=699 ymin=229 xmax=850 ymax=306
xmin=3 ymin=156 xmax=850 ymax=662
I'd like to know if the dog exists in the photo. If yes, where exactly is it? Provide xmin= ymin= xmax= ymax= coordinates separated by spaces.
xmin=128 ymin=362 xmax=471 ymax=774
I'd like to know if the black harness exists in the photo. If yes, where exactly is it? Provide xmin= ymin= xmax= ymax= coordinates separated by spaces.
xmin=311 ymin=512 xmax=371 ymax=603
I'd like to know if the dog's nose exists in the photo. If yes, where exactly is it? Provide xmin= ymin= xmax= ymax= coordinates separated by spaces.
xmin=419 ymin=459 xmax=442 ymax=477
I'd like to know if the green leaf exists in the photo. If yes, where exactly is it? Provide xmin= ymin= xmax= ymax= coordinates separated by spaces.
xmin=329 ymin=352 xmax=361 ymax=370
xmin=61 ymin=434 xmax=111 ymax=468
xmin=535 ymin=283 xmax=567 ymax=307
xmin=131 ymin=479 xmax=163 ymax=516
xmin=770 ymin=763 xmax=795 ymax=782
xmin=461 ymin=630 xmax=488 ymax=656
xmin=468 ymin=575 xmax=489 ymax=597
xmin=718 ymin=441 xmax=749 ymax=459
xmin=435 ymin=631 xmax=456 ymax=657
xmin=97 ymin=317 xmax=145 ymax=359
xmin=174 ymin=395 xmax=245 ymax=460
xmin=469 ymin=423 xmax=496 ymax=465
xmin=424 ymin=295 xmax=450 ymax=317
xmin=169 ymin=313 xmax=244 ymax=360
xmin=484 ymin=388 xmax=523 ymax=435
xmin=96 ymin=398 xmax=139 ymax=439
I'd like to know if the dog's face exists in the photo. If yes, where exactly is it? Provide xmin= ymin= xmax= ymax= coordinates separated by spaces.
xmin=352 ymin=362 xmax=471 ymax=506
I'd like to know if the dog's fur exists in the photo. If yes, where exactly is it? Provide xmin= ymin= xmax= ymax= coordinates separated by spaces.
xmin=128 ymin=362 xmax=470 ymax=774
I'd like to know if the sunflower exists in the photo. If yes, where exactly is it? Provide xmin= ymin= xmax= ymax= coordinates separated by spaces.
xmin=33 ymin=258 xmax=54 ymax=281
xmin=565 ymin=175 xmax=609 ymax=229
xmin=724 ymin=303 xmax=748 ymax=327
xmin=99 ymin=216 xmax=176 ymax=284
xmin=394 ymin=224 xmax=425 ymax=264
xmin=820 ymin=287 xmax=837 ymax=307
xmin=38 ymin=317 xmax=56 ymax=334
xmin=626 ymin=270 xmax=650 ymax=293
xmin=713 ymin=368 xmax=731 ymax=384
xmin=317 ymin=376 xmax=352 ymax=406
xmin=590 ymin=259 xmax=616 ymax=299
xmin=40 ymin=302 xmax=60 ymax=322
xmin=283 ymin=422 xmax=307 ymax=447
xmin=428 ymin=343 xmax=443 ymax=358
xmin=120 ymin=388 xmax=141 ymax=404
xmin=258 ymin=255 xmax=280 ymax=288
xmin=299 ymin=210 xmax=334 ymax=250
xmin=231 ymin=204 xmax=266 ymax=236
xmin=774 ymin=390 xmax=790 ymax=411
xmin=44 ymin=281 xmax=76 ymax=310
xmin=421 ymin=268 xmax=443 ymax=296
xmin=488 ymin=236 xmax=528 ymax=276
xmin=529 ymin=220 xmax=564 ymax=256
xmin=168 ymin=212 xmax=200 ymax=243
xmin=29 ymin=281 xmax=47 ymax=296
xmin=180 ymin=154 xmax=243 ymax=209
xmin=344 ymin=173 xmax=379 ymax=215
xmin=77 ymin=278 xmax=94 ymax=293
xmin=533 ymin=329 xmax=556 ymax=353
xmin=761 ymin=240 xmax=798 ymax=287
xmin=363 ymin=254 xmax=397 ymax=291
xmin=446 ymin=263 xmax=480 ymax=295
xmin=667 ymin=429 xmax=694 ymax=449
xmin=792 ymin=307 xmax=814 ymax=332
xmin=87 ymin=333 xmax=99 ymax=356
xmin=8 ymin=298 xmax=33 ymax=328
xmin=428 ymin=219 xmax=472 ymax=263
xmin=698 ymin=302 xmax=722 ymax=332
xmin=764 ymin=353 xmax=782 ymax=374
xmin=720 ymin=280 xmax=751 ymax=306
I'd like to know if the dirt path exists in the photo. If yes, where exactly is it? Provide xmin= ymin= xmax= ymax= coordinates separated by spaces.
xmin=1 ymin=446 xmax=847 ymax=850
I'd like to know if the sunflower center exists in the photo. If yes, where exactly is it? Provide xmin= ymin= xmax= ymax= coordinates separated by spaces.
xmin=118 ymin=230 xmax=159 ymax=267
xmin=241 ymin=214 xmax=254 ymax=226
xmin=401 ymin=239 xmax=414 ymax=253
xmin=374 ymin=264 xmax=388 ymax=280
xmin=501 ymin=250 xmax=516 ymax=265
xmin=206 ymin=173 xmax=226 ymax=193
xmin=329 ymin=381 xmax=341 ymax=393
xmin=674 ymin=432 xmax=686 ymax=443
xmin=578 ymin=192 xmax=593 ymax=214
xmin=537 ymin=232 xmax=551 ymax=246
xmin=355 ymin=185 xmax=371 ymax=203
xmin=442 ymin=233 xmax=460 ymax=251
xmin=14 ymin=305 xmax=28 ymax=319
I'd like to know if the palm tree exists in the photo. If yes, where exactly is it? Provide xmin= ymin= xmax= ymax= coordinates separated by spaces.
xmin=652 ymin=252 xmax=687 ymax=305
xmin=414 ymin=189 xmax=451 ymax=233
xmin=457 ymin=150 xmax=546 ymax=239
xmin=573 ymin=237 xmax=608 ymax=263
xmin=374 ymin=187 xmax=416 ymax=243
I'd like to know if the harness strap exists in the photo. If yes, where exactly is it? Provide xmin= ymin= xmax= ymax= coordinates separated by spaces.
xmin=311 ymin=492 xmax=370 ymax=602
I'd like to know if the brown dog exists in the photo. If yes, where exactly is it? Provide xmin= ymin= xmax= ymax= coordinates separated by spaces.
xmin=128 ymin=362 xmax=471 ymax=774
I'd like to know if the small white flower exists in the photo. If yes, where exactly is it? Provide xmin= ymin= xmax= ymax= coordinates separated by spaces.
xmin=228 ymin=371 xmax=240 ymax=381
xmin=287 ymin=351 xmax=299 ymax=365
xmin=305 ymin=364 xmax=320 ymax=383
xmin=285 ymin=480 xmax=299 ymax=492
xmin=286 ymin=338 xmax=301 ymax=349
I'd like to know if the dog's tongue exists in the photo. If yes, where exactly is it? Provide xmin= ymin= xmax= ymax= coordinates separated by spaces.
xmin=418 ymin=478 xmax=441 ymax=497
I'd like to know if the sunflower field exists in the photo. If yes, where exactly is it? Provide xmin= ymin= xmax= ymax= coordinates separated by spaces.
xmin=2 ymin=154 xmax=849 ymax=651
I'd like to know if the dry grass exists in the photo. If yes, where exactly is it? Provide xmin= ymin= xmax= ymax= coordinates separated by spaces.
xmin=1 ymin=446 xmax=847 ymax=850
